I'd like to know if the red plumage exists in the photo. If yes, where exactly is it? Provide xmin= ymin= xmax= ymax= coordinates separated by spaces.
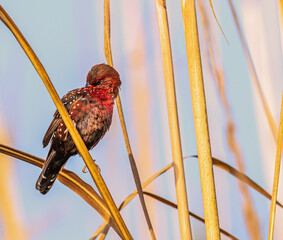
xmin=36 ymin=64 xmax=121 ymax=194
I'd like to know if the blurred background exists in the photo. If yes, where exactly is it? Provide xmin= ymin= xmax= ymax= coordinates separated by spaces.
xmin=0 ymin=0 xmax=282 ymax=239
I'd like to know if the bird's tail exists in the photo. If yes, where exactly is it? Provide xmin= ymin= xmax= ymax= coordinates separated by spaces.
xmin=35 ymin=149 xmax=65 ymax=195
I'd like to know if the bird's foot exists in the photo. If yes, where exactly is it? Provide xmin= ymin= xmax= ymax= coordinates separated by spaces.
xmin=81 ymin=162 xmax=101 ymax=173
xmin=95 ymin=163 xmax=101 ymax=173
xmin=82 ymin=165 xmax=88 ymax=173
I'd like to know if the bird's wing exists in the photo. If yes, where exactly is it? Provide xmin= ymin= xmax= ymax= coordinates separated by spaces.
xmin=42 ymin=89 xmax=84 ymax=147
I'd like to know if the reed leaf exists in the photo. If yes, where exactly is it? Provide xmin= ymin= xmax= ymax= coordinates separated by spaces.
xmin=211 ymin=157 xmax=283 ymax=208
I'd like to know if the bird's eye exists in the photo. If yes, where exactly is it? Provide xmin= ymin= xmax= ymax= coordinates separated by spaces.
xmin=92 ymin=78 xmax=103 ymax=86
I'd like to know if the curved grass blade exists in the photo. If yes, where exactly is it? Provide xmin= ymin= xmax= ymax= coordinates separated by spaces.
xmin=211 ymin=157 xmax=283 ymax=208
xmin=103 ymin=1 xmax=155 ymax=239
xmin=0 ymin=144 xmax=121 ymax=238
xmin=0 ymin=5 xmax=131 ymax=239
xmin=268 ymin=94 xmax=283 ymax=240
xmin=143 ymin=191 xmax=238 ymax=240
xmin=208 ymin=0 xmax=229 ymax=45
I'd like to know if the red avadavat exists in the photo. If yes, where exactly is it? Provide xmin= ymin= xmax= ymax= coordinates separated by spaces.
xmin=36 ymin=64 xmax=121 ymax=194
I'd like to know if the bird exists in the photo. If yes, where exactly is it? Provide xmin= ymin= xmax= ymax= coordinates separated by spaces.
xmin=36 ymin=63 xmax=121 ymax=194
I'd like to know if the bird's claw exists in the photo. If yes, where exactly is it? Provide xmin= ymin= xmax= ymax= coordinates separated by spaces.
xmin=82 ymin=162 xmax=101 ymax=173
xmin=82 ymin=165 xmax=88 ymax=173
xmin=95 ymin=163 xmax=101 ymax=173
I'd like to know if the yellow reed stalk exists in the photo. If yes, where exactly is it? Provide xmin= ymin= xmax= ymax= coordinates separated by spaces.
xmin=104 ymin=0 xmax=156 ymax=239
xmin=197 ymin=1 xmax=262 ymax=238
xmin=227 ymin=0 xmax=278 ymax=142
xmin=268 ymin=93 xmax=283 ymax=240
xmin=155 ymin=1 xmax=192 ymax=239
xmin=0 ymin=5 xmax=131 ymax=239
xmin=181 ymin=0 xmax=220 ymax=239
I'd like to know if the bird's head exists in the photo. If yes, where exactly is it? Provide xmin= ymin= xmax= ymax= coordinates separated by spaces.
xmin=86 ymin=64 xmax=121 ymax=97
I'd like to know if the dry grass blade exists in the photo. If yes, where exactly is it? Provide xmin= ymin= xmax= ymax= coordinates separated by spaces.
xmin=227 ymin=0 xmax=278 ymax=142
xmin=0 ymin=143 xmax=121 ymax=237
xmin=188 ymin=155 xmax=283 ymax=208
xmin=212 ymin=157 xmax=283 ymax=208
xmin=103 ymin=0 xmax=155 ymax=239
xmin=208 ymin=0 xmax=229 ymax=44
xmin=268 ymin=93 xmax=283 ymax=240
xmin=197 ymin=1 xmax=262 ymax=238
xmin=181 ymin=0 xmax=220 ymax=238
xmin=143 ymin=191 xmax=239 ymax=240
xmin=0 ymin=5 xmax=131 ymax=239
xmin=155 ymin=1 xmax=192 ymax=239
xmin=91 ymin=222 xmax=109 ymax=240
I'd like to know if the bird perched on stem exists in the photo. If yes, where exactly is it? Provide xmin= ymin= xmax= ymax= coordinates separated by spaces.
xmin=36 ymin=64 xmax=121 ymax=194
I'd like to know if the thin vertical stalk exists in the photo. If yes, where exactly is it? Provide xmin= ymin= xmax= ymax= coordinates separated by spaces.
xmin=104 ymin=1 xmax=156 ymax=239
xmin=0 ymin=5 xmax=131 ymax=240
xmin=181 ymin=0 xmax=220 ymax=239
xmin=197 ymin=1 xmax=262 ymax=238
xmin=155 ymin=1 xmax=192 ymax=239
xmin=268 ymin=93 xmax=283 ymax=240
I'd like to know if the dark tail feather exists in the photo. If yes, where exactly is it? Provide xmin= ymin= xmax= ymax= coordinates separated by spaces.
xmin=36 ymin=149 xmax=65 ymax=195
